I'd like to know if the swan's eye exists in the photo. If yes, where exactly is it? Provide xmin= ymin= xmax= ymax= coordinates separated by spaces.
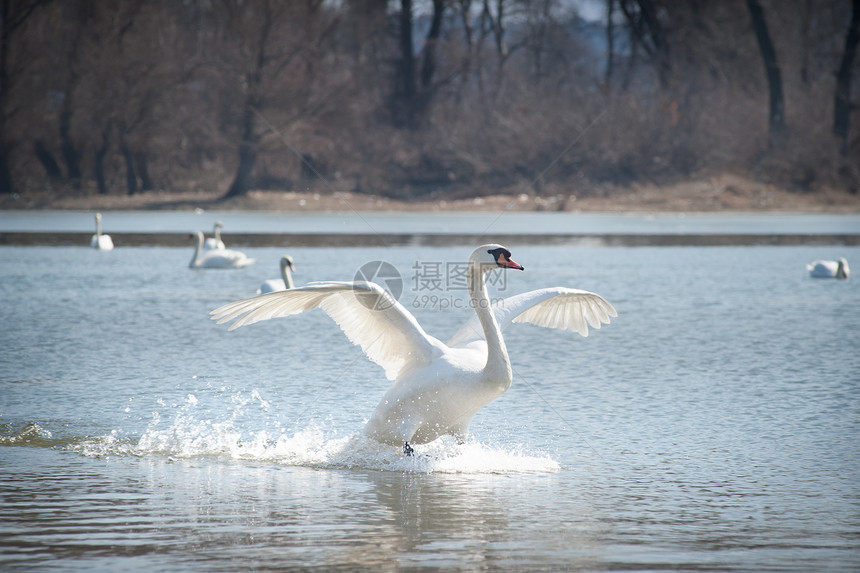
xmin=488 ymin=247 xmax=514 ymax=266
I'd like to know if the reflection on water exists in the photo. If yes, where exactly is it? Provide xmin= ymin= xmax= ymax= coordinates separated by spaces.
xmin=0 ymin=448 xmax=581 ymax=571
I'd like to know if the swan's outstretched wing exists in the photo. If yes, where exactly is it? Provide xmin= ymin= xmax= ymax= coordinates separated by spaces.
xmin=447 ymin=287 xmax=617 ymax=348
xmin=211 ymin=281 xmax=440 ymax=380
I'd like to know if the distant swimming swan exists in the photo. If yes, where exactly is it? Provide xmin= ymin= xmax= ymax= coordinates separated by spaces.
xmin=807 ymin=258 xmax=850 ymax=279
xmin=212 ymin=244 xmax=616 ymax=455
xmin=189 ymin=230 xmax=255 ymax=269
xmin=257 ymin=255 xmax=296 ymax=294
xmin=90 ymin=213 xmax=114 ymax=250
xmin=204 ymin=221 xmax=226 ymax=251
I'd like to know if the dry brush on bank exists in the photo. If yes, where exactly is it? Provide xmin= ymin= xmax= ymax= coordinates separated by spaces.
xmin=1 ymin=0 xmax=858 ymax=205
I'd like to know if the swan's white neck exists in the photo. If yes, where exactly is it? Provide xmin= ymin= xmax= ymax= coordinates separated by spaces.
xmin=468 ymin=264 xmax=512 ymax=388
xmin=95 ymin=215 xmax=102 ymax=237
xmin=190 ymin=231 xmax=204 ymax=267
xmin=281 ymin=258 xmax=295 ymax=289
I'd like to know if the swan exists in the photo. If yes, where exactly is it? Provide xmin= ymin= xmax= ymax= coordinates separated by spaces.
xmin=807 ymin=258 xmax=850 ymax=279
xmin=211 ymin=244 xmax=616 ymax=455
xmin=257 ymin=255 xmax=296 ymax=294
xmin=204 ymin=221 xmax=226 ymax=251
xmin=89 ymin=213 xmax=114 ymax=250
xmin=189 ymin=230 xmax=255 ymax=269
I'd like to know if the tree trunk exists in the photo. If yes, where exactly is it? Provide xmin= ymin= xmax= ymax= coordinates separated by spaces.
xmin=0 ymin=0 xmax=10 ymax=194
xmin=420 ymin=0 xmax=444 ymax=89
xmin=605 ymin=0 xmax=615 ymax=89
xmin=94 ymin=124 xmax=110 ymax=194
xmin=395 ymin=0 xmax=416 ymax=127
xmin=136 ymin=153 xmax=153 ymax=191
xmin=59 ymin=97 xmax=82 ymax=188
xmin=0 ymin=153 xmax=11 ymax=195
xmin=224 ymin=105 xmax=258 ymax=199
xmin=834 ymin=0 xmax=860 ymax=154
xmin=34 ymin=140 xmax=63 ymax=182
xmin=746 ymin=0 xmax=784 ymax=145
xmin=119 ymin=133 xmax=138 ymax=195
xmin=618 ymin=0 xmax=670 ymax=90
xmin=221 ymin=4 xmax=271 ymax=200
xmin=225 ymin=143 xmax=256 ymax=198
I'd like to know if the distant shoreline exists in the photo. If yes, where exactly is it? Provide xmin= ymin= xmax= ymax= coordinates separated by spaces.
xmin=3 ymin=175 xmax=859 ymax=214
xmin=3 ymin=231 xmax=858 ymax=247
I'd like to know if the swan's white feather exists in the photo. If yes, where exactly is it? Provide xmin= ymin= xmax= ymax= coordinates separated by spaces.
xmin=90 ymin=213 xmax=114 ymax=250
xmin=807 ymin=258 xmax=850 ymax=279
xmin=447 ymin=287 xmax=617 ymax=348
xmin=195 ymin=249 xmax=255 ymax=268
xmin=90 ymin=233 xmax=114 ymax=250
xmin=212 ymin=281 xmax=440 ymax=380
xmin=212 ymin=245 xmax=616 ymax=449
xmin=258 ymin=279 xmax=286 ymax=294
xmin=203 ymin=238 xmax=226 ymax=250
xmin=257 ymin=256 xmax=295 ymax=293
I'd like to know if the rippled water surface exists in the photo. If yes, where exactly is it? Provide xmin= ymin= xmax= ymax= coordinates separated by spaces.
xmin=1 ymin=238 xmax=858 ymax=571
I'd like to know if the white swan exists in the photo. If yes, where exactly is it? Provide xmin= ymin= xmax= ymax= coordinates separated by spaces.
xmin=189 ymin=230 xmax=255 ymax=269
xmin=257 ymin=255 xmax=296 ymax=294
xmin=204 ymin=221 xmax=226 ymax=251
xmin=212 ymin=244 xmax=616 ymax=454
xmin=807 ymin=258 xmax=850 ymax=279
xmin=89 ymin=213 xmax=114 ymax=250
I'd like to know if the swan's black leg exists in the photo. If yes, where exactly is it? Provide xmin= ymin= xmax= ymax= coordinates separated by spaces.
xmin=403 ymin=441 xmax=414 ymax=456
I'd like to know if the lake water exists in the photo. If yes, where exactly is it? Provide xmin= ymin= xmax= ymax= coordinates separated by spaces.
xmin=1 ymin=227 xmax=859 ymax=571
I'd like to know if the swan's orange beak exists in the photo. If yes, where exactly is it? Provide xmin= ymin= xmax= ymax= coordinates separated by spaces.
xmin=498 ymin=253 xmax=524 ymax=270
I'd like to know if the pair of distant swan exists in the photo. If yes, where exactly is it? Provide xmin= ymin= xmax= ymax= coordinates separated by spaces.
xmin=807 ymin=258 xmax=850 ymax=279
xmin=189 ymin=222 xmax=255 ymax=269
xmin=204 ymin=221 xmax=226 ymax=251
xmin=212 ymin=244 xmax=617 ymax=455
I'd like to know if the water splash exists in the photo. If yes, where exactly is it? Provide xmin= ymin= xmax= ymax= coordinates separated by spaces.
xmin=0 ymin=422 xmax=54 ymax=447
xmin=65 ymin=391 xmax=559 ymax=474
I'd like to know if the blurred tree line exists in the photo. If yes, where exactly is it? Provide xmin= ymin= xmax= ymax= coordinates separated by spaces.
xmin=0 ymin=0 xmax=858 ymax=201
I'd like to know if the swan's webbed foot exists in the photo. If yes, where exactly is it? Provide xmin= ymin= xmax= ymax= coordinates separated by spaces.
xmin=403 ymin=441 xmax=415 ymax=456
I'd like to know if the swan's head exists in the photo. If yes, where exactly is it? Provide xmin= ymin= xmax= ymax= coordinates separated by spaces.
xmin=838 ymin=258 xmax=850 ymax=279
xmin=214 ymin=221 xmax=223 ymax=230
xmin=95 ymin=213 xmax=102 ymax=223
xmin=470 ymin=244 xmax=524 ymax=271
xmin=282 ymin=255 xmax=296 ymax=272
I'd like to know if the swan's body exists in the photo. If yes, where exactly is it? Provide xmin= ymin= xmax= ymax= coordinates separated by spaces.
xmin=807 ymin=258 xmax=850 ymax=279
xmin=257 ymin=255 xmax=296 ymax=294
xmin=189 ymin=230 xmax=255 ymax=269
xmin=90 ymin=213 xmax=114 ymax=250
xmin=204 ymin=222 xmax=226 ymax=251
xmin=212 ymin=245 xmax=616 ymax=453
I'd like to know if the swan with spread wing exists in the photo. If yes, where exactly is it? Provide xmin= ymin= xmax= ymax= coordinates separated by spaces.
xmin=211 ymin=244 xmax=616 ymax=455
